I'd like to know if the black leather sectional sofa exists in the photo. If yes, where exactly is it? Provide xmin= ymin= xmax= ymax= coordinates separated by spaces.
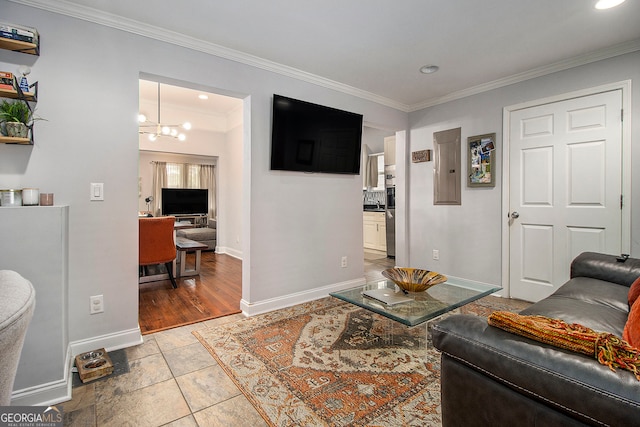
xmin=432 ymin=252 xmax=640 ymax=426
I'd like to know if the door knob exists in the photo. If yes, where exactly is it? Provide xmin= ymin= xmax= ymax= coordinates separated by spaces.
xmin=510 ymin=211 xmax=520 ymax=219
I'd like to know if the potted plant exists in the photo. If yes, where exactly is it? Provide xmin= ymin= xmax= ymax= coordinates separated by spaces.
xmin=0 ymin=99 xmax=39 ymax=138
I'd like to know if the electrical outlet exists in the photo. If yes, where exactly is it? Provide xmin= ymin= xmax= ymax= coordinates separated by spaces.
xmin=341 ymin=256 xmax=348 ymax=268
xmin=90 ymin=295 xmax=104 ymax=314
xmin=432 ymin=249 xmax=440 ymax=260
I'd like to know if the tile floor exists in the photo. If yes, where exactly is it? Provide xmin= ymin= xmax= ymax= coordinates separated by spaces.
xmin=364 ymin=250 xmax=395 ymax=282
xmin=61 ymin=313 xmax=265 ymax=427
xmin=61 ymin=254 xmax=397 ymax=427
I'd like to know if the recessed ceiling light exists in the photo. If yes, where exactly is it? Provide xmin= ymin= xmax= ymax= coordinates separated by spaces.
xmin=198 ymin=94 xmax=209 ymax=100
xmin=595 ymin=0 xmax=625 ymax=9
xmin=419 ymin=65 xmax=439 ymax=74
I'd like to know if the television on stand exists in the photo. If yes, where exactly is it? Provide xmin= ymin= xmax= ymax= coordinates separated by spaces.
xmin=161 ymin=188 xmax=208 ymax=216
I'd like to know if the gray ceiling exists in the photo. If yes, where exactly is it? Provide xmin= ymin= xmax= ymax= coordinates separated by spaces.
xmin=31 ymin=0 xmax=640 ymax=111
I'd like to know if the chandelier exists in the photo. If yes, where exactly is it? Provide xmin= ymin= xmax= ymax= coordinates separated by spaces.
xmin=138 ymin=82 xmax=191 ymax=141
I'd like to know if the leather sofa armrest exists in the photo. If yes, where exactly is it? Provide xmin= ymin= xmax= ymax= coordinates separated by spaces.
xmin=432 ymin=314 xmax=640 ymax=426
xmin=571 ymin=252 xmax=640 ymax=288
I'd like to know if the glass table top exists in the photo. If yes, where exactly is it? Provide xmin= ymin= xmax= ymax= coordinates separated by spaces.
xmin=330 ymin=276 xmax=502 ymax=327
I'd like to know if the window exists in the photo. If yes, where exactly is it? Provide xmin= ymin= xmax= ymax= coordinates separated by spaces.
xmin=166 ymin=163 xmax=202 ymax=189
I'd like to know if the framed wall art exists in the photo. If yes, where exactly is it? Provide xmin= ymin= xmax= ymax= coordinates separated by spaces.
xmin=467 ymin=133 xmax=496 ymax=187
xmin=411 ymin=149 xmax=431 ymax=163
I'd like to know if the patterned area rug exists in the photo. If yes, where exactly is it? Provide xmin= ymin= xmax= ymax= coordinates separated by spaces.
xmin=194 ymin=296 xmax=530 ymax=426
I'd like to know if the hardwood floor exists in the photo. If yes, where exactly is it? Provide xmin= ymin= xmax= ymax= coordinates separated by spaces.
xmin=138 ymin=250 xmax=393 ymax=334
xmin=138 ymin=251 xmax=242 ymax=334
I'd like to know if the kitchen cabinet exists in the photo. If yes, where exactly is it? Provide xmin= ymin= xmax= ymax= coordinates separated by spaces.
xmin=363 ymin=211 xmax=386 ymax=251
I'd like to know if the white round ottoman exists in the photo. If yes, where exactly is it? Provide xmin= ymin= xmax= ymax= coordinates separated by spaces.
xmin=0 ymin=270 xmax=36 ymax=405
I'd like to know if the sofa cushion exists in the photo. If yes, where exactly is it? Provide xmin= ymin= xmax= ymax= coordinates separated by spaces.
xmin=624 ymin=299 xmax=640 ymax=347
xmin=628 ymin=276 xmax=640 ymax=307
xmin=570 ymin=252 xmax=640 ymax=287
xmin=520 ymin=294 xmax=628 ymax=337
xmin=551 ymin=277 xmax=630 ymax=313
xmin=176 ymin=227 xmax=217 ymax=242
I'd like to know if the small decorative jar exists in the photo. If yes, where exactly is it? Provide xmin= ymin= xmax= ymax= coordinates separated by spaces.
xmin=40 ymin=193 xmax=54 ymax=206
xmin=22 ymin=188 xmax=39 ymax=206
xmin=0 ymin=189 xmax=22 ymax=206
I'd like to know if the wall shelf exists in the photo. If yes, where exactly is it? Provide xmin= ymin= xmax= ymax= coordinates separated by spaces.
xmin=0 ymin=25 xmax=40 ymax=145
xmin=0 ymin=87 xmax=36 ymax=102
xmin=0 ymin=37 xmax=39 ymax=56
xmin=0 ymin=135 xmax=31 ymax=144
xmin=0 ymin=83 xmax=37 ymax=144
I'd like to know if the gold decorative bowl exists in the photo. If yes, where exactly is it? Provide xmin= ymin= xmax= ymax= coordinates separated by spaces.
xmin=381 ymin=267 xmax=447 ymax=292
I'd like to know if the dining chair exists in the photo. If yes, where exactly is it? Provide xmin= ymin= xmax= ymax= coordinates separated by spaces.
xmin=139 ymin=216 xmax=178 ymax=288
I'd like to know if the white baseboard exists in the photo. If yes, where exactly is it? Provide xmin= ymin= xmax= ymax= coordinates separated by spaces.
xmin=240 ymin=277 xmax=366 ymax=316
xmin=11 ymin=377 xmax=71 ymax=407
xmin=70 ymin=327 xmax=143 ymax=356
xmin=11 ymin=327 xmax=143 ymax=406
xmin=216 ymin=246 xmax=242 ymax=260
xmin=11 ymin=347 xmax=73 ymax=407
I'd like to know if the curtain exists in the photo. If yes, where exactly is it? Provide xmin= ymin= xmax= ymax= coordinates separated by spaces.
xmin=362 ymin=144 xmax=372 ymax=188
xmin=152 ymin=161 xmax=167 ymax=217
xmin=367 ymin=155 xmax=379 ymax=188
xmin=199 ymin=164 xmax=216 ymax=218
xmin=361 ymin=144 xmax=380 ymax=189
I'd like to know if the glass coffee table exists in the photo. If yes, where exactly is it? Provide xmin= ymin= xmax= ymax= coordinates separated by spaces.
xmin=330 ymin=276 xmax=501 ymax=328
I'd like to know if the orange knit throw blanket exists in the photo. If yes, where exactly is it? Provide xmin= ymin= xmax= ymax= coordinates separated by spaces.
xmin=488 ymin=311 xmax=640 ymax=380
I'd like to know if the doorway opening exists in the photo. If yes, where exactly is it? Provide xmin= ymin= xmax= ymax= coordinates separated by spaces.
xmin=137 ymin=76 xmax=245 ymax=333
xmin=363 ymin=128 xmax=397 ymax=281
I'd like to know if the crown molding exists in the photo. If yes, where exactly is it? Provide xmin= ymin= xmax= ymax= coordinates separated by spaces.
xmin=9 ymin=0 xmax=640 ymax=114
xmin=8 ymin=0 xmax=410 ymax=111
xmin=408 ymin=38 xmax=640 ymax=112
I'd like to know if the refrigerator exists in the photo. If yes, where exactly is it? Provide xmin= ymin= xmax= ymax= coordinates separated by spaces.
xmin=385 ymin=165 xmax=396 ymax=258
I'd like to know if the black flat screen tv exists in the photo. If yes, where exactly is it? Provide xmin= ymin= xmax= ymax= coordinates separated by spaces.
xmin=161 ymin=188 xmax=208 ymax=216
xmin=270 ymin=94 xmax=363 ymax=174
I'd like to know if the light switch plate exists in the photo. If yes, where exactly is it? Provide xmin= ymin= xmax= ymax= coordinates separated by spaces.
xmin=90 ymin=183 xmax=104 ymax=201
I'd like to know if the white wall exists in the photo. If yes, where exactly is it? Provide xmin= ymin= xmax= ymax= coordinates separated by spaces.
xmin=220 ymin=121 xmax=243 ymax=257
xmin=362 ymin=126 xmax=393 ymax=154
xmin=407 ymin=51 xmax=640 ymax=286
xmin=0 ymin=2 xmax=407 ymax=402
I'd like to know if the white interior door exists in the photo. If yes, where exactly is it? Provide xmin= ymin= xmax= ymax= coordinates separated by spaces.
xmin=508 ymin=90 xmax=623 ymax=302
